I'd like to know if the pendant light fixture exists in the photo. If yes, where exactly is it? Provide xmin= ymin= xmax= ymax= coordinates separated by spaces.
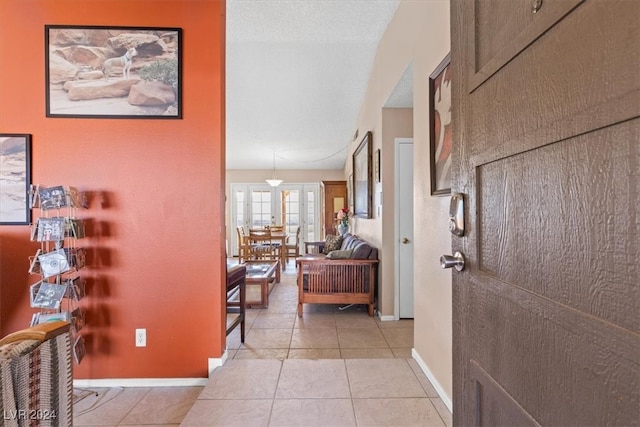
xmin=266 ymin=152 xmax=283 ymax=187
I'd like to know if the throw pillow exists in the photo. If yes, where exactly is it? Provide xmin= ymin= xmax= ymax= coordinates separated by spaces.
xmin=323 ymin=234 xmax=343 ymax=254
xmin=325 ymin=249 xmax=354 ymax=259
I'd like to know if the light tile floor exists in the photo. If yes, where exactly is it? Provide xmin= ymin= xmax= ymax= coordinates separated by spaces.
xmin=182 ymin=358 xmax=451 ymax=426
xmin=73 ymin=260 xmax=452 ymax=426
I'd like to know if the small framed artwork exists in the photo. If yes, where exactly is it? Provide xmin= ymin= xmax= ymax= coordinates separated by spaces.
xmin=347 ymin=173 xmax=354 ymax=211
xmin=353 ymin=131 xmax=373 ymax=218
xmin=429 ymin=52 xmax=452 ymax=196
xmin=0 ymin=134 xmax=32 ymax=225
xmin=45 ymin=25 xmax=182 ymax=119
xmin=374 ymin=148 xmax=381 ymax=182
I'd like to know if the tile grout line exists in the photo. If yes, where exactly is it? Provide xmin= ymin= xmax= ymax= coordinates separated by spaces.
xmin=428 ymin=396 xmax=450 ymax=427
xmin=405 ymin=358 xmax=450 ymax=426
xmin=116 ymin=387 xmax=152 ymax=426
xmin=343 ymin=358 xmax=359 ymax=426
xmin=266 ymin=359 xmax=285 ymax=426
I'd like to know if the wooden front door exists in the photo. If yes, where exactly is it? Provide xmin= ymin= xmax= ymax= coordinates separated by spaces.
xmin=451 ymin=1 xmax=639 ymax=425
xmin=322 ymin=180 xmax=346 ymax=237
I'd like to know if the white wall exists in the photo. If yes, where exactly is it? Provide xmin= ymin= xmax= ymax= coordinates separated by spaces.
xmin=346 ymin=0 xmax=453 ymax=406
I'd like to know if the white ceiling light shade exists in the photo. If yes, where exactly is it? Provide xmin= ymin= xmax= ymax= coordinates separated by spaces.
xmin=266 ymin=152 xmax=283 ymax=187
xmin=266 ymin=178 xmax=283 ymax=187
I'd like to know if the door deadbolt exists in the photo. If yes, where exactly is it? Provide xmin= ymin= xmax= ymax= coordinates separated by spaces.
xmin=402 ymin=237 xmax=410 ymax=244
xmin=532 ymin=0 xmax=543 ymax=13
xmin=440 ymin=251 xmax=465 ymax=271
xmin=449 ymin=193 xmax=465 ymax=237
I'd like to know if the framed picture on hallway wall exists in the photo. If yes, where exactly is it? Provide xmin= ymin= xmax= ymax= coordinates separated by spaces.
xmin=0 ymin=134 xmax=31 ymax=225
xmin=45 ymin=25 xmax=182 ymax=119
xmin=353 ymin=131 xmax=372 ymax=218
xmin=347 ymin=173 xmax=354 ymax=211
xmin=429 ymin=52 xmax=452 ymax=196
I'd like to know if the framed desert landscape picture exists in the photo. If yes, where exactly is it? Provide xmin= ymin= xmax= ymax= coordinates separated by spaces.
xmin=0 ymin=134 xmax=31 ymax=225
xmin=45 ymin=25 xmax=182 ymax=119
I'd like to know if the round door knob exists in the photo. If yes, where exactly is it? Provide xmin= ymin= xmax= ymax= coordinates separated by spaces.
xmin=440 ymin=251 xmax=465 ymax=271
xmin=402 ymin=237 xmax=410 ymax=244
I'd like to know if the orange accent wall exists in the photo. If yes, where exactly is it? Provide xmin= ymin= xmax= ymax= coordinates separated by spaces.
xmin=0 ymin=0 xmax=227 ymax=379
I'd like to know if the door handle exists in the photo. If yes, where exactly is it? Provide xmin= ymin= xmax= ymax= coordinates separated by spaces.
xmin=440 ymin=251 xmax=465 ymax=271
xmin=402 ymin=237 xmax=410 ymax=244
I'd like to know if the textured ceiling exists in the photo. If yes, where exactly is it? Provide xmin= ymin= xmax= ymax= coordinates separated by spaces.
xmin=226 ymin=0 xmax=402 ymax=170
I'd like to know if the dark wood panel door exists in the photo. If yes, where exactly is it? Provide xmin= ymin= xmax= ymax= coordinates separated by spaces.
xmin=451 ymin=0 xmax=640 ymax=425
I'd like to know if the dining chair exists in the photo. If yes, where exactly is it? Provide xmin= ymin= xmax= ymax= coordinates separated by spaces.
xmin=263 ymin=226 xmax=287 ymax=269
xmin=285 ymin=226 xmax=301 ymax=265
xmin=248 ymin=229 xmax=280 ymax=261
xmin=236 ymin=226 xmax=249 ymax=263
xmin=266 ymin=226 xmax=285 ymax=257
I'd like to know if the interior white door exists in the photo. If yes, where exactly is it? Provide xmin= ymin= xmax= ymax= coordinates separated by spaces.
xmin=396 ymin=139 xmax=414 ymax=318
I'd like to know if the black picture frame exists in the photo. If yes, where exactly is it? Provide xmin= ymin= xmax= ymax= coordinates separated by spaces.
xmin=353 ymin=131 xmax=373 ymax=218
xmin=45 ymin=25 xmax=182 ymax=119
xmin=0 ymin=134 xmax=32 ymax=225
xmin=347 ymin=173 xmax=354 ymax=211
xmin=429 ymin=52 xmax=452 ymax=196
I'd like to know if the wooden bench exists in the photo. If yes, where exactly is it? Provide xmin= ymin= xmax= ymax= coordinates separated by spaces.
xmin=296 ymin=234 xmax=378 ymax=317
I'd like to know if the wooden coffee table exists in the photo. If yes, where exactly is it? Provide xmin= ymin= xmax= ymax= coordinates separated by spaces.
xmin=243 ymin=260 xmax=280 ymax=308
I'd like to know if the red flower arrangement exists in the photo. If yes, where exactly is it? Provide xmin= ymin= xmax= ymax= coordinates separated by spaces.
xmin=336 ymin=207 xmax=351 ymax=227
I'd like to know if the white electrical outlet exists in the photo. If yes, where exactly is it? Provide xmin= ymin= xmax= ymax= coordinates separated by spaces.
xmin=135 ymin=328 xmax=146 ymax=347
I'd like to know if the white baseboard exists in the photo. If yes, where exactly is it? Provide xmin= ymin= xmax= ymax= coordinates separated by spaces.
xmin=74 ymin=355 xmax=228 ymax=388
xmin=209 ymin=353 xmax=227 ymax=375
xmin=376 ymin=310 xmax=396 ymax=322
xmin=412 ymin=348 xmax=453 ymax=413
xmin=73 ymin=378 xmax=208 ymax=388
